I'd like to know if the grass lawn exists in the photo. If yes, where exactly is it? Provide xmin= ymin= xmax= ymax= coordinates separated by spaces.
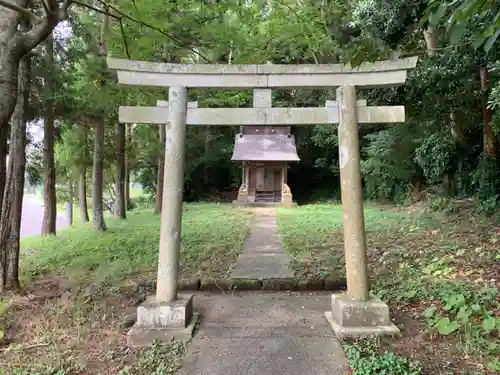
xmin=0 ymin=203 xmax=252 ymax=375
xmin=278 ymin=203 xmax=500 ymax=375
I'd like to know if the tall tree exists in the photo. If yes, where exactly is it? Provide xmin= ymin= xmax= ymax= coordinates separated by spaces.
xmin=125 ymin=124 xmax=131 ymax=210
xmin=0 ymin=127 xmax=7 ymax=215
xmin=155 ymin=44 xmax=171 ymax=214
xmin=91 ymin=9 xmax=109 ymax=231
xmin=480 ymin=66 xmax=498 ymax=157
xmin=114 ymin=121 xmax=126 ymax=219
xmin=0 ymin=50 xmax=30 ymax=292
xmin=41 ymin=33 xmax=57 ymax=235
xmin=155 ymin=123 xmax=166 ymax=214
xmin=78 ymin=162 xmax=90 ymax=222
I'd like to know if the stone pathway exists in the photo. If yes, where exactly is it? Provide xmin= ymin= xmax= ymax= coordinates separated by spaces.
xmin=179 ymin=292 xmax=348 ymax=375
xmin=230 ymin=208 xmax=293 ymax=279
xmin=178 ymin=209 xmax=348 ymax=375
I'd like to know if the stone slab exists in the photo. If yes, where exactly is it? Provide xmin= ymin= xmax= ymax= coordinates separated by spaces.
xmin=108 ymin=57 xmax=418 ymax=75
xmin=157 ymin=100 xmax=198 ymax=108
xmin=330 ymin=294 xmax=391 ymax=327
xmin=108 ymin=56 xmax=418 ymax=89
xmin=178 ymin=337 xmax=349 ymax=375
xmin=230 ymin=208 xmax=294 ymax=279
xmin=325 ymin=294 xmax=400 ymax=338
xmin=325 ymin=312 xmax=399 ymax=338
xmin=195 ymin=292 xmax=335 ymax=338
xmin=127 ymin=312 xmax=200 ymax=348
xmin=231 ymin=254 xmax=293 ymax=279
xmin=232 ymin=201 xmax=297 ymax=208
xmin=136 ymin=293 xmax=194 ymax=328
xmin=119 ymin=105 xmax=405 ymax=125
xmin=178 ymin=292 xmax=349 ymax=375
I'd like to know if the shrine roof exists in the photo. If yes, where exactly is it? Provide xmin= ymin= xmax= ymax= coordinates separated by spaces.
xmin=231 ymin=134 xmax=300 ymax=162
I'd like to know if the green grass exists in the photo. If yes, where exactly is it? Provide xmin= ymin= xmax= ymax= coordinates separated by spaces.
xmin=277 ymin=203 xmax=433 ymax=278
xmin=1 ymin=203 xmax=252 ymax=375
xmin=21 ymin=203 xmax=252 ymax=286
xmin=277 ymin=202 xmax=499 ymax=374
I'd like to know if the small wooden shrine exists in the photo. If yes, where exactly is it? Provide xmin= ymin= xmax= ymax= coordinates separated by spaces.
xmin=232 ymin=125 xmax=299 ymax=206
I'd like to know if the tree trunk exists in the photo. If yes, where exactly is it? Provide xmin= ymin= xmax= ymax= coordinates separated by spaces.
xmin=0 ymin=1 xmax=66 ymax=138
xmin=203 ymin=126 xmax=211 ymax=186
xmin=67 ymin=179 xmax=73 ymax=226
xmin=115 ymin=122 xmax=126 ymax=219
xmin=0 ymin=60 xmax=19 ymax=135
xmin=423 ymin=26 xmax=436 ymax=56
xmin=480 ymin=66 xmax=498 ymax=157
xmin=125 ymin=124 xmax=131 ymax=210
xmin=91 ymin=118 xmax=107 ymax=231
xmin=78 ymin=165 xmax=89 ymax=222
xmin=154 ymin=43 xmax=171 ymax=214
xmin=91 ymin=9 xmax=110 ymax=231
xmin=0 ymin=128 xmax=7 ymax=215
xmin=155 ymin=124 xmax=166 ymax=214
xmin=0 ymin=53 xmax=30 ymax=292
xmin=41 ymin=35 xmax=57 ymax=235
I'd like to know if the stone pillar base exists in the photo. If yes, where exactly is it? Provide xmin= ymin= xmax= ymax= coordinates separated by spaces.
xmin=324 ymin=294 xmax=399 ymax=338
xmin=237 ymin=192 xmax=248 ymax=203
xmin=127 ymin=293 xmax=199 ymax=347
xmin=282 ymin=184 xmax=293 ymax=205
xmin=282 ymin=193 xmax=293 ymax=205
xmin=236 ymin=184 xmax=248 ymax=203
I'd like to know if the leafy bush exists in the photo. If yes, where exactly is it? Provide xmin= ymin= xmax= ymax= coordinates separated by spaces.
xmin=472 ymin=153 xmax=500 ymax=215
xmin=361 ymin=128 xmax=416 ymax=203
xmin=343 ymin=342 xmax=422 ymax=375
xmin=414 ymin=133 xmax=455 ymax=185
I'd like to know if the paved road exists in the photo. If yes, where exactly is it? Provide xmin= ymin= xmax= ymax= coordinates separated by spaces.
xmin=20 ymin=196 xmax=69 ymax=238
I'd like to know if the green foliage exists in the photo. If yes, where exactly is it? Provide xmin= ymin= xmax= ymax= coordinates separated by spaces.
xmin=27 ymin=0 xmax=500 ymax=212
xmin=21 ymin=204 xmax=252 ymax=284
xmin=353 ymin=0 xmax=427 ymax=50
xmin=361 ymin=127 xmax=416 ymax=202
xmin=426 ymin=0 xmax=500 ymax=52
xmin=277 ymin=204 xmax=417 ymax=278
xmin=472 ymin=154 xmax=500 ymax=214
xmin=280 ymin=203 xmax=499 ymax=371
xmin=422 ymin=285 xmax=499 ymax=333
xmin=343 ymin=341 xmax=422 ymax=375
xmin=414 ymin=133 xmax=455 ymax=184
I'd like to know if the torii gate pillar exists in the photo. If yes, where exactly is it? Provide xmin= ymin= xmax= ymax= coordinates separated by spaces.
xmin=127 ymin=86 xmax=199 ymax=347
xmin=324 ymin=85 xmax=399 ymax=337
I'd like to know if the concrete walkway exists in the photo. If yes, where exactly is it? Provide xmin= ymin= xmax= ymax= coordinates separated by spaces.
xmin=179 ymin=292 xmax=349 ymax=375
xmin=230 ymin=208 xmax=293 ymax=279
xmin=178 ymin=209 xmax=348 ymax=375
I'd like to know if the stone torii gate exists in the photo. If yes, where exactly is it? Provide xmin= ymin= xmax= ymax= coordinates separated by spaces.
xmin=107 ymin=56 xmax=418 ymax=346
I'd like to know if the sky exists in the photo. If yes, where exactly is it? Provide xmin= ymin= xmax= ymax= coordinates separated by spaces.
xmin=25 ymin=21 xmax=73 ymax=149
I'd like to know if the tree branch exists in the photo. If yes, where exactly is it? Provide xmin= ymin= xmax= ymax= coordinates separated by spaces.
xmin=40 ymin=0 xmax=50 ymax=14
xmin=72 ymin=0 xmax=116 ymax=20
xmin=95 ymin=0 xmax=210 ymax=62
xmin=20 ymin=15 xmax=54 ymax=52
xmin=0 ymin=0 xmax=40 ymax=21
xmin=118 ymin=18 xmax=130 ymax=59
